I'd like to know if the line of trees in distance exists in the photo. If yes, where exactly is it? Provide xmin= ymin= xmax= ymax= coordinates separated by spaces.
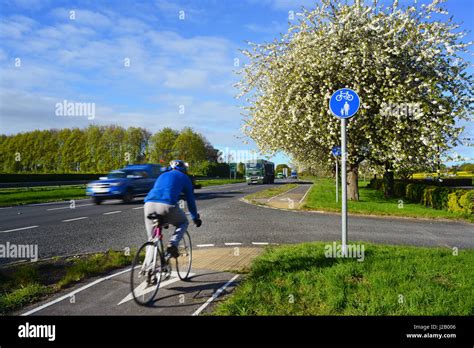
xmin=0 ymin=125 xmax=236 ymax=177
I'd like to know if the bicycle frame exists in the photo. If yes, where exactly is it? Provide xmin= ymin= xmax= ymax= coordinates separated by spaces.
xmin=151 ymin=223 xmax=167 ymax=270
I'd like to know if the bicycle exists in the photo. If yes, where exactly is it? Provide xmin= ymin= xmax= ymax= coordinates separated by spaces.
xmin=335 ymin=90 xmax=354 ymax=102
xmin=130 ymin=212 xmax=192 ymax=306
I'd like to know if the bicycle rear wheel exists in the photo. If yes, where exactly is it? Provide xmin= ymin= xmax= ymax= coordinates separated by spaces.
xmin=130 ymin=241 xmax=164 ymax=305
xmin=175 ymin=231 xmax=192 ymax=280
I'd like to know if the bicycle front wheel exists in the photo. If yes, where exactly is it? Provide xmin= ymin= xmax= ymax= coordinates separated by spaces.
xmin=176 ymin=231 xmax=192 ymax=280
xmin=130 ymin=241 xmax=164 ymax=306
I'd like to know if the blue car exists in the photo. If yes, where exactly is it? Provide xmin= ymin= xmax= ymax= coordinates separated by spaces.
xmin=86 ymin=164 xmax=162 ymax=204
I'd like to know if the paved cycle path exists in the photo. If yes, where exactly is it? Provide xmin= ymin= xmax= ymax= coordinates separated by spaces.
xmin=18 ymin=247 xmax=262 ymax=316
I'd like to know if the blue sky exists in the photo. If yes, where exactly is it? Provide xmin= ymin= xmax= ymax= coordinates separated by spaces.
xmin=0 ymin=0 xmax=472 ymax=166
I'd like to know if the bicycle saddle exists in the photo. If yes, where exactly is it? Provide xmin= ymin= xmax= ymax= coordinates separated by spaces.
xmin=147 ymin=212 xmax=164 ymax=221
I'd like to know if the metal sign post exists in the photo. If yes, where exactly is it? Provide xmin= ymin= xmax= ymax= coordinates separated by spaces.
xmin=341 ymin=118 xmax=347 ymax=255
xmin=332 ymin=146 xmax=341 ymax=203
xmin=336 ymin=159 xmax=339 ymax=203
xmin=329 ymin=88 xmax=360 ymax=256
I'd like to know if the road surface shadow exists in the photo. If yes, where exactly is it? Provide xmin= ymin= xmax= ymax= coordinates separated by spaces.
xmin=145 ymin=276 xmax=238 ymax=309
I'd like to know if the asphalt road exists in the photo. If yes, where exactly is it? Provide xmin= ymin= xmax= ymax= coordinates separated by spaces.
xmin=0 ymin=180 xmax=473 ymax=264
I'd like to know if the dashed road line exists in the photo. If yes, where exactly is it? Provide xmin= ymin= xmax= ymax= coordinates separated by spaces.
xmin=224 ymin=242 xmax=242 ymax=246
xmin=197 ymin=244 xmax=215 ymax=248
xmin=62 ymin=217 xmax=88 ymax=222
xmin=103 ymin=211 xmax=122 ymax=215
xmin=252 ymin=242 xmax=269 ymax=245
xmin=24 ymin=201 xmax=76 ymax=207
xmin=132 ymin=206 xmax=144 ymax=210
xmin=0 ymin=225 xmax=39 ymax=234
xmin=192 ymin=274 xmax=239 ymax=316
xmin=47 ymin=204 xmax=93 ymax=211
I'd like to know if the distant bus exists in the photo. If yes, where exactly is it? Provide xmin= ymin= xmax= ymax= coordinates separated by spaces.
xmin=245 ymin=159 xmax=275 ymax=184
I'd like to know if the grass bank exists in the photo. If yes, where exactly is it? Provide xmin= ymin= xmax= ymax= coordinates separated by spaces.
xmin=213 ymin=242 xmax=474 ymax=315
xmin=245 ymin=183 xmax=298 ymax=202
xmin=196 ymin=178 xmax=245 ymax=187
xmin=303 ymin=178 xmax=472 ymax=222
xmin=0 ymin=186 xmax=87 ymax=207
xmin=0 ymin=250 xmax=133 ymax=315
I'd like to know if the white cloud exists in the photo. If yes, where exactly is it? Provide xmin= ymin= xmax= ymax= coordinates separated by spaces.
xmin=0 ymin=15 xmax=36 ymax=39
xmin=0 ymin=85 xmax=248 ymax=149
xmin=163 ymin=69 xmax=208 ymax=89
xmin=50 ymin=8 xmax=113 ymax=28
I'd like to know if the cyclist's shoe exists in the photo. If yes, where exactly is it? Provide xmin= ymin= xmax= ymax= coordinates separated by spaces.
xmin=166 ymin=244 xmax=180 ymax=258
xmin=149 ymin=274 xmax=158 ymax=285
xmin=163 ymin=265 xmax=172 ymax=280
xmin=146 ymin=270 xmax=153 ymax=284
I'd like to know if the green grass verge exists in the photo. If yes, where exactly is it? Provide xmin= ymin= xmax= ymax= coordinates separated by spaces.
xmin=196 ymin=179 xmax=245 ymax=187
xmin=0 ymin=250 xmax=133 ymax=315
xmin=213 ymin=242 xmax=474 ymax=315
xmin=0 ymin=185 xmax=87 ymax=207
xmin=245 ymin=183 xmax=298 ymax=201
xmin=303 ymin=178 xmax=472 ymax=222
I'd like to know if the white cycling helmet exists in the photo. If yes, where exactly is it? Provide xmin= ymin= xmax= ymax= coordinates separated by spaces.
xmin=169 ymin=159 xmax=188 ymax=172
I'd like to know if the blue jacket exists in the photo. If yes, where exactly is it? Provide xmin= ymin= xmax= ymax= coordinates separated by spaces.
xmin=144 ymin=169 xmax=198 ymax=220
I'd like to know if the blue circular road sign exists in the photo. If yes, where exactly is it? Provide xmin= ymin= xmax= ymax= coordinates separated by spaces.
xmin=329 ymin=88 xmax=360 ymax=119
xmin=332 ymin=146 xmax=341 ymax=157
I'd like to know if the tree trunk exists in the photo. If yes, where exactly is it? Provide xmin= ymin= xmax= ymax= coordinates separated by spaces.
xmin=347 ymin=164 xmax=359 ymax=201
xmin=383 ymin=168 xmax=394 ymax=198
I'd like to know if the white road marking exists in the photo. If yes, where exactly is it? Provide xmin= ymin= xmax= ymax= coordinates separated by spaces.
xmin=103 ymin=211 xmax=122 ymax=215
xmin=265 ymin=185 xmax=300 ymax=203
xmin=0 ymin=225 xmax=39 ymax=234
xmin=47 ymin=204 xmax=93 ymax=211
xmin=22 ymin=267 xmax=136 ymax=316
xmin=192 ymin=274 xmax=239 ymax=316
xmin=118 ymin=271 xmax=195 ymax=305
xmin=298 ymin=184 xmax=313 ymax=204
xmin=196 ymin=244 xmax=215 ymax=248
xmin=0 ymin=207 xmax=12 ymax=210
xmin=252 ymin=242 xmax=269 ymax=245
xmin=25 ymin=201 xmax=73 ymax=207
xmin=62 ymin=217 xmax=88 ymax=222
xmin=132 ymin=207 xmax=144 ymax=210
xmin=224 ymin=242 xmax=242 ymax=246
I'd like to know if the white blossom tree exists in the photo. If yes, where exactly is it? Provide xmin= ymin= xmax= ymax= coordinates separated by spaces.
xmin=238 ymin=0 xmax=473 ymax=200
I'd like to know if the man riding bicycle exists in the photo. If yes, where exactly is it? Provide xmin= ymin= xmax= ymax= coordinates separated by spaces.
xmin=144 ymin=160 xmax=202 ymax=259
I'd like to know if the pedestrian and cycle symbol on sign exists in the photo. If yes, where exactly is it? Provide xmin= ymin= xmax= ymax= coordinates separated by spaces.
xmin=329 ymin=88 xmax=360 ymax=119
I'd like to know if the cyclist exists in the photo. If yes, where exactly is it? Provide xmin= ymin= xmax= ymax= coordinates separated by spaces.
xmin=143 ymin=160 xmax=202 ymax=260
